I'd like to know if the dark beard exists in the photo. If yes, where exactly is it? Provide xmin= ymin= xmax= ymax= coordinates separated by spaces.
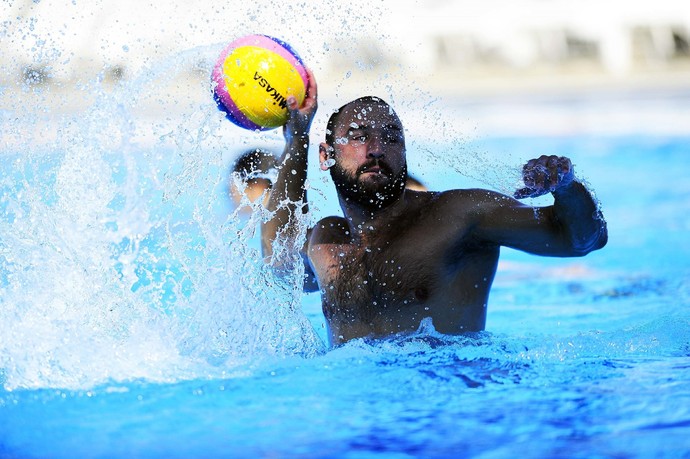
xmin=330 ymin=160 xmax=408 ymax=211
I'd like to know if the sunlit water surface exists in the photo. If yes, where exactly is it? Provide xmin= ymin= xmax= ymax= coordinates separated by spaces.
xmin=1 ymin=49 xmax=689 ymax=458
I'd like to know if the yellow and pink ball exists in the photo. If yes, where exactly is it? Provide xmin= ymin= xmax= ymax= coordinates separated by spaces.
xmin=212 ymin=34 xmax=308 ymax=131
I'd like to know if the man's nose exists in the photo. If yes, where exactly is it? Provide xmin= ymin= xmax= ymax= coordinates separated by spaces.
xmin=367 ymin=136 xmax=385 ymax=159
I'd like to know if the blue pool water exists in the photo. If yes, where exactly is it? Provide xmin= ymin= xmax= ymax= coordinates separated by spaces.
xmin=1 ymin=54 xmax=690 ymax=457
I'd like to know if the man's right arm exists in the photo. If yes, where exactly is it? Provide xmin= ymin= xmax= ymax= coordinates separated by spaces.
xmin=261 ymin=68 xmax=318 ymax=285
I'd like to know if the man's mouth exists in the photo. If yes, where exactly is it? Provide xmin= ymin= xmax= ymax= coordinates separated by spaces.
xmin=360 ymin=163 xmax=390 ymax=176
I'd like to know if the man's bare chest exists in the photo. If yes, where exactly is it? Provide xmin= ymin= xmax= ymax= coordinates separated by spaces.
xmin=309 ymin=238 xmax=438 ymax=316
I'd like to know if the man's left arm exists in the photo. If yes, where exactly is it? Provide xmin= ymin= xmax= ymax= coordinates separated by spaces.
xmin=471 ymin=155 xmax=607 ymax=257
xmin=517 ymin=154 xmax=607 ymax=255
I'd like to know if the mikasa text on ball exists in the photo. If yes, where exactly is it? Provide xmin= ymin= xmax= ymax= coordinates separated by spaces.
xmin=212 ymin=34 xmax=308 ymax=131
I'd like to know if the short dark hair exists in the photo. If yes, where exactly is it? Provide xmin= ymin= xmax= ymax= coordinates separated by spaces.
xmin=325 ymin=96 xmax=393 ymax=148
xmin=232 ymin=148 xmax=277 ymax=180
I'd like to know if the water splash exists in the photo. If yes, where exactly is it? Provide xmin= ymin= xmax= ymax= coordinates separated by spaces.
xmin=0 ymin=47 xmax=323 ymax=391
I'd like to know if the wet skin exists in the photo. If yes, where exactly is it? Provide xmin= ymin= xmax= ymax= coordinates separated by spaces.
xmin=262 ymin=69 xmax=607 ymax=346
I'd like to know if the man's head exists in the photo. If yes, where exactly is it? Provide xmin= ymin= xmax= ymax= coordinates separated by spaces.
xmin=229 ymin=148 xmax=277 ymax=206
xmin=319 ymin=96 xmax=407 ymax=210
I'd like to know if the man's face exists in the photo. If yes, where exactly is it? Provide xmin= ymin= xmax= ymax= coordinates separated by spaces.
xmin=328 ymin=101 xmax=407 ymax=209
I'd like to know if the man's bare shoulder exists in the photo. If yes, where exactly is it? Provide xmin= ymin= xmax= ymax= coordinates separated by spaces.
xmin=309 ymin=215 xmax=351 ymax=245
xmin=420 ymin=188 xmax=514 ymax=215
xmin=437 ymin=187 xmax=509 ymax=201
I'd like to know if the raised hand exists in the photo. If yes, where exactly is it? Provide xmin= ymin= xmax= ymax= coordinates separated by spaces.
xmin=514 ymin=155 xmax=575 ymax=199
xmin=283 ymin=67 xmax=318 ymax=141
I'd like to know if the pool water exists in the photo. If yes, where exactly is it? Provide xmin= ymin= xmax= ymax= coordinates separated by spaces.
xmin=1 ymin=53 xmax=690 ymax=457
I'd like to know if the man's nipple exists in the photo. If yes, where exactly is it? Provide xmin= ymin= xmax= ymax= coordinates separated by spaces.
xmin=414 ymin=286 xmax=429 ymax=302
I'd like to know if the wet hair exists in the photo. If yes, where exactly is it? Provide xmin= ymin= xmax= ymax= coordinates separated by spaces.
xmin=325 ymin=96 xmax=394 ymax=149
xmin=232 ymin=148 xmax=277 ymax=180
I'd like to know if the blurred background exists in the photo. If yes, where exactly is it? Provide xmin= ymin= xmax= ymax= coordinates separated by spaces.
xmin=3 ymin=0 xmax=690 ymax=85
xmin=2 ymin=0 xmax=690 ymax=137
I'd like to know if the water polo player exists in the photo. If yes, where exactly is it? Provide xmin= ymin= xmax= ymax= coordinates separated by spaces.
xmin=261 ymin=68 xmax=608 ymax=346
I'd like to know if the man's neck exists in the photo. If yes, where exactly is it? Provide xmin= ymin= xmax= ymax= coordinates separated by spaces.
xmin=338 ymin=190 xmax=408 ymax=239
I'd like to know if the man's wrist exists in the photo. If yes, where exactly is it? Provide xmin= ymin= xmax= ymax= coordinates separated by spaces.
xmin=552 ymin=177 xmax=582 ymax=199
xmin=285 ymin=131 xmax=309 ymax=145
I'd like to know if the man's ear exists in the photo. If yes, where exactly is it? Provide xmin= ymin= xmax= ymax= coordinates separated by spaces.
xmin=319 ymin=143 xmax=333 ymax=171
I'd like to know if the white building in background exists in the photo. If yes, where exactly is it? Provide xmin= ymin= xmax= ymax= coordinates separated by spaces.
xmin=352 ymin=0 xmax=690 ymax=78
xmin=1 ymin=0 xmax=689 ymax=87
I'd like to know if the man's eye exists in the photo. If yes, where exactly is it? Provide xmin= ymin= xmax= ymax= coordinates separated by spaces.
xmin=352 ymin=134 xmax=368 ymax=142
xmin=385 ymin=133 xmax=401 ymax=143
